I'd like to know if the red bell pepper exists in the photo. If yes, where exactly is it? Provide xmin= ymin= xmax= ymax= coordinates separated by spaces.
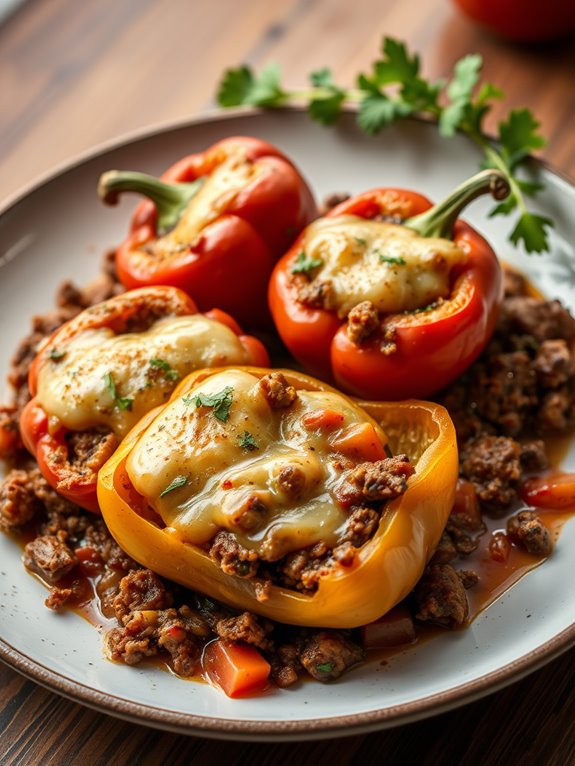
xmin=98 ymin=136 xmax=317 ymax=329
xmin=20 ymin=286 xmax=270 ymax=513
xmin=269 ymin=170 xmax=507 ymax=400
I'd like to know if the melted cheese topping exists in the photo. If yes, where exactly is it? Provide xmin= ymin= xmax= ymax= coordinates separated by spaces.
xmin=163 ymin=151 xmax=260 ymax=248
xmin=301 ymin=215 xmax=466 ymax=316
xmin=36 ymin=315 xmax=250 ymax=438
xmin=126 ymin=370 xmax=389 ymax=561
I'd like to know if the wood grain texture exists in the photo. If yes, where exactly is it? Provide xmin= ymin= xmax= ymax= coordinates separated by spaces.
xmin=1 ymin=0 xmax=575 ymax=763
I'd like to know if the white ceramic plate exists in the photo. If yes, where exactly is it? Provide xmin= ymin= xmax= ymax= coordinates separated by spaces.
xmin=1 ymin=108 xmax=574 ymax=741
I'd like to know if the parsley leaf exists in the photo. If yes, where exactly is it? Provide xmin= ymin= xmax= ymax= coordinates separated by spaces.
xmin=439 ymin=54 xmax=482 ymax=137
xmin=238 ymin=431 xmax=258 ymax=451
xmin=358 ymin=92 xmax=412 ymax=135
xmin=49 ymin=347 xmax=65 ymax=361
xmin=373 ymin=37 xmax=419 ymax=85
xmin=149 ymin=358 xmax=179 ymax=381
xmin=509 ymin=212 xmax=553 ymax=254
xmin=379 ymin=254 xmax=406 ymax=266
xmin=291 ymin=251 xmax=323 ymax=274
xmin=217 ymin=62 xmax=285 ymax=107
xmin=315 ymin=662 xmax=334 ymax=674
xmin=103 ymin=372 xmax=133 ymax=412
xmin=498 ymin=108 xmax=546 ymax=169
xmin=160 ymin=475 xmax=188 ymax=497
xmin=193 ymin=386 xmax=234 ymax=422
xmin=307 ymin=68 xmax=346 ymax=125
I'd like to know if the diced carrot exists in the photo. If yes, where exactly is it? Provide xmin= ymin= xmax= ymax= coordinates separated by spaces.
xmin=302 ymin=408 xmax=345 ymax=431
xmin=450 ymin=478 xmax=483 ymax=530
xmin=331 ymin=422 xmax=387 ymax=462
xmin=360 ymin=606 xmax=416 ymax=649
xmin=521 ymin=472 xmax=575 ymax=509
xmin=202 ymin=639 xmax=271 ymax=698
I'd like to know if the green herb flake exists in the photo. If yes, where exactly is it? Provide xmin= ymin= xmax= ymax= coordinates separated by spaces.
xmin=238 ymin=431 xmax=258 ymax=451
xmin=315 ymin=662 xmax=333 ymax=674
xmin=159 ymin=475 xmax=188 ymax=497
xmin=291 ymin=251 xmax=323 ymax=275
xmin=354 ymin=237 xmax=367 ymax=247
xmin=149 ymin=357 xmax=180 ymax=381
xmin=103 ymin=371 xmax=133 ymax=412
xmin=379 ymin=254 xmax=407 ymax=266
xmin=194 ymin=386 xmax=234 ymax=422
xmin=49 ymin=347 xmax=65 ymax=361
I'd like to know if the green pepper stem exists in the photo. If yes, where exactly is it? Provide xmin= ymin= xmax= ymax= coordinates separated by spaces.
xmin=405 ymin=169 xmax=510 ymax=240
xmin=98 ymin=171 xmax=205 ymax=234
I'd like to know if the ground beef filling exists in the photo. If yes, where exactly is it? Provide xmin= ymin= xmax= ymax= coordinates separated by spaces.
xmin=1 ymin=253 xmax=573 ymax=688
xmin=206 ymin=453 xmax=413 ymax=593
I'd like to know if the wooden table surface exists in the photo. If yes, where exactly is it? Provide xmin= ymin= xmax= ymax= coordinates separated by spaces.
xmin=1 ymin=1 xmax=575 ymax=763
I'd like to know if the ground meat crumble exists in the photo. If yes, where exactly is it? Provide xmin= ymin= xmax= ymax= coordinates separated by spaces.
xmin=1 ymin=257 xmax=574 ymax=691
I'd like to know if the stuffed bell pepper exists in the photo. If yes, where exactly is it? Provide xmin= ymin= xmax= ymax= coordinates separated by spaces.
xmin=269 ymin=170 xmax=508 ymax=399
xmin=20 ymin=287 xmax=269 ymax=512
xmin=99 ymin=136 xmax=317 ymax=328
xmin=98 ymin=367 xmax=458 ymax=628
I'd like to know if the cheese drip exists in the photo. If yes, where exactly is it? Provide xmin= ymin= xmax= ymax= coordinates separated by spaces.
xmin=301 ymin=215 xmax=466 ymax=316
xmin=161 ymin=150 xmax=260 ymax=249
xmin=36 ymin=315 xmax=250 ymax=438
xmin=126 ymin=370 xmax=389 ymax=561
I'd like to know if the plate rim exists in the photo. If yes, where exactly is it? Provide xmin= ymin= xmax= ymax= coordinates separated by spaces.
xmin=1 ymin=106 xmax=575 ymax=740
xmin=1 ymin=105 xmax=574 ymax=217
xmin=2 ymin=624 xmax=574 ymax=741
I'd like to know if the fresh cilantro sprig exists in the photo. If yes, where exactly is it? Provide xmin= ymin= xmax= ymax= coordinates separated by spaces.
xmin=103 ymin=371 xmax=133 ymax=411
xmin=217 ymin=37 xmax=552 ymax=253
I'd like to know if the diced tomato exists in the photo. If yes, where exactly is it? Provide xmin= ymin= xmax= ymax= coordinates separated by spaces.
xmin=75 ymin=546 xmax=104 ymax=576
xmin=332 ymin=422 xmax=387 ymax=463
xmin=360 ymin=606 xmax=416 ymax=649
xmin=302 ymin=408 xmax=345 ymax=431
xmin=489 ymin=531 xmax=510 ymax=563
xmin=202 ymin=640 xmax=271 ymax=698
xmin=521 ymin=472 xmax=575 ymax=509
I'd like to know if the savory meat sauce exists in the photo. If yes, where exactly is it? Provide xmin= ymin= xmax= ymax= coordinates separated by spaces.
xmin=1 ymin=237 xmax=575 ymax=694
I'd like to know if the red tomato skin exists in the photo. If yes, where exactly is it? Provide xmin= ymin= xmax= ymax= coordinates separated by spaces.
xmin=452 ymin=0 xmax=575 ymax=42
xmin=521 ymin=472 xmax=575 ymax=509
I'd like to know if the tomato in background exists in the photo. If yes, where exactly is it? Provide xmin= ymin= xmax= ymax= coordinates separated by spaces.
xmin=451 ymin=0 xmax=575 ymax=42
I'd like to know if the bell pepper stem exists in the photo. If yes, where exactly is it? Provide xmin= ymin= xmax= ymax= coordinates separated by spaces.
xmin=405 ymin=169 xmax=510 ymax=240
xmin=98 ymin=171 xmax=205 ymax=234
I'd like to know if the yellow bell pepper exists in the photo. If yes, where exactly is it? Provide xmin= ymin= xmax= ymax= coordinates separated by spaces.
xmin=97 ymin=367 xmax=458 ymax=628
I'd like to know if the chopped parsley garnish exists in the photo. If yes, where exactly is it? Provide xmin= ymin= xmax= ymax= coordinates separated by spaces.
xmin=354 ymin=237 xmax=367 ymax=247
xmin=379 ymin=254 xmax=406 ymax=266
xmin=103 ymin=371 xmax=133 ymax=411
xmin=315 ymin=663 xmax=333 ymax=674
xmin=149 ymin=357 xmax=180 ymax=381
xmin=159 ymin=475 xmax=188 ymax=497
xmin=191 ymin=385 xmax=234 ymax=422
xmin=49 ymin=347 xmax=65 ymax=361
xmin=238 ymin=431 xmax=258 ymax=451
xmin=291 ymin=251 xmax=323 ymax=275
